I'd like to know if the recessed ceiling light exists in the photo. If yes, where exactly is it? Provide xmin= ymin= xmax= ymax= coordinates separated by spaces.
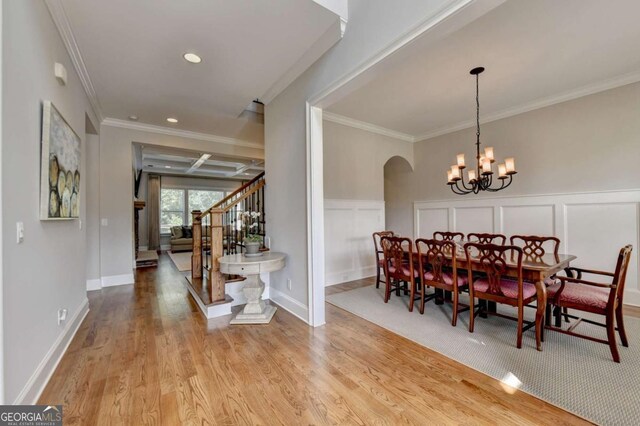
xmin=166 ymin=117 xmax=178 ymax=123
xmin=128 ymin=115 xmax=138 ymax=121
xmin=183 ymin=53 xmax=202 ymax=64
xmin=165 ymin=165 xmax=171 ymax=169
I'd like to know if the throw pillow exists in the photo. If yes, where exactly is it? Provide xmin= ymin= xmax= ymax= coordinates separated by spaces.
xmin=182 ymin=226 xmax=193 ymax=239
xmin=171 ymin=226 xmax=183 ymax=239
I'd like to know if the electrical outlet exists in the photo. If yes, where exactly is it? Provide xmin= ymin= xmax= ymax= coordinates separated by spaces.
xmin=57 ymin=308 xmax=68 ymax=325
xmin=78 ymin=219 xmax=82 ymax=230
xmin=101 ymin=218 xmax=108 ymax=227
xmin=287 ymin=278 xmax=292 ymax=291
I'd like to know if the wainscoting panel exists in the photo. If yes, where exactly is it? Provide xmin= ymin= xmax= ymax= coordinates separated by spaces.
xmin=414 ymin=190 xmax=640 ymax=306
xmin=325 ymin=199 xmax=385 ymax=286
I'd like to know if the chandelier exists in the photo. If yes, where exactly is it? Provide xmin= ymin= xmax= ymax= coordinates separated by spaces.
xmin=447 ymin=67 xmax=516 ymax=195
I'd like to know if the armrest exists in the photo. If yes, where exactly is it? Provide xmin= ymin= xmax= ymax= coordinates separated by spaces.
xmin=565 ymin=266 xmax=614 ymax=278
xmin=557 ymin=275 xmax=615 ymax=289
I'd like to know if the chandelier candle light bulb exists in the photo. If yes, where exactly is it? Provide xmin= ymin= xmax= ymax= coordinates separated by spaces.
xmin=446 ymin=66 xmax=517 ymax=194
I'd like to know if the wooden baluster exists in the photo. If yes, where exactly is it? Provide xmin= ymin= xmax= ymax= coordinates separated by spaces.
xmin=210 ymin=209 xmax=225 ymax=302
xmin=191 ymin=210 xmax=202 ymax=279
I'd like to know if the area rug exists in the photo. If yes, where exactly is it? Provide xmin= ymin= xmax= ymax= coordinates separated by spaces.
xmin=326 ymin=285 xmax=640 ymax=425
xmin=168 ymin=251 xmax=191 ymax=272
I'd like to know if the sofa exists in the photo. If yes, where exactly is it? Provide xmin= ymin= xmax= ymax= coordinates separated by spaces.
xmin=170 ymin=225 xmax=212 ymax=252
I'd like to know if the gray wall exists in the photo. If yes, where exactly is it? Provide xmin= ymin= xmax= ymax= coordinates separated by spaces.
xmin=323 ymin=120 xmax=413 ymax=200
xmin=385 ymin=82 xmax=640 ymax=234
xmin=2 ymin=1 xmax=98 ymax=403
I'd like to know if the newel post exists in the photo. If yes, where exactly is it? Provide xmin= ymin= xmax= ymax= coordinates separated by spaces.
xmin=191 ymin=210 xmax=202 ymax=279
xmin=210 ymin=208 xmax=226 ymax=303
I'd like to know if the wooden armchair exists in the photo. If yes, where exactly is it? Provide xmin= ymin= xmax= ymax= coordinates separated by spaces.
xmin=433 ymin=231 xmax=465 ymax=242
xmin=467 ymin=233 xmax=507 ymax=245
xmin=416 ymin=239 xmax=469 ymax=325
xmin=546 ymin=245 xmax=633 ymax=362
xmin=381 ymin=236 xmax=420 ymax=312
xmin=464 ymin=243 xmax=544 ymax=350
xmin=373 ymin=231 xmax=395 ymax=288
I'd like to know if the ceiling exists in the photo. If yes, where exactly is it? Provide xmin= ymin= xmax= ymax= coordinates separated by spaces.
xmin=326 ymin=0 xmax=640 ymax=140
xmin=60 ymin=0 xmax=342 ymax=141
xmin=133 ymin=143 xmax=264 ymax=179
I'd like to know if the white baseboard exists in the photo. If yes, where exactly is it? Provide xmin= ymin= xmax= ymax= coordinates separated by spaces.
xmin=326 ymin=266 xmax=376 ymax=287
xmin=14 ymin=299 xmax=90 ymax=404
xmin=86 ymin=278 xmax=101 ymax=291
xmin=101 ymin=273 xmax=134 ymax=288
xmin=269 ymin=287 xmax=309 ymax=324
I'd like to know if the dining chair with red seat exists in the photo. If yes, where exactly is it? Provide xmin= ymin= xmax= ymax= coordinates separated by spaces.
xmin=546 ymin=245 xmax=633 ymax=363
xmin=380 ymin=236 xmax=420 ymax=312
xmin=416 ymin=238 xmax=469 ymax=325
xmin=373 ymin=231 xmax=395 ymax=288
xmin=467 ymin=233 xmax=507 ymax=245
xmin=464 ymin=242 xmax=545 ymax=350
xmin=433 ymin=231 xmax=465 ymax=242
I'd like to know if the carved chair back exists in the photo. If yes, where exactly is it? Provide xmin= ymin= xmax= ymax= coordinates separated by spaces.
xmin=433 ymin=231 xmax=465 ymax=242
xmin=381 ymin=236 xmax=414 ymax=281
xmin=464 ymin=243 xmax=523 ymax=300
xmin=467 ymin=233 xmax=507 ymax=245
xmin=416 ymin=239 xmax=457 ymax=286
xmin=612 ymin=245 xmax=634 ymax=306
xmin=373 ymin=231 xmax=395 ymax=258
xmin=510 ymin=235 xmax=560 ymax=262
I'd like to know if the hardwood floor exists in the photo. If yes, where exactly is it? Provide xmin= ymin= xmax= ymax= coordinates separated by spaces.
xmin=39 ymin=255 xmax=590 ymax=425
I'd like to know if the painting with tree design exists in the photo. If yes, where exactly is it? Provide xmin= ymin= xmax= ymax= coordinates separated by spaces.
xmin=40 ymin=101 xmax=81 ymax=220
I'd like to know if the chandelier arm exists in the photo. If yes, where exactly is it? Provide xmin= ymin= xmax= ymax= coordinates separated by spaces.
xmin=451 ymin=181 xmax=471 ymax=195
xmin=458 ymin=177 xmax=474 ymax=191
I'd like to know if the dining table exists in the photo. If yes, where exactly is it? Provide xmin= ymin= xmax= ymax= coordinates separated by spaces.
xmin=406 ymin=243 xmax=577 ymax=351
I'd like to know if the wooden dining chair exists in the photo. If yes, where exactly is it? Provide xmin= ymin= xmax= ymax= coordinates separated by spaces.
xmin=416 ymin=239 xmax=469 ymax=325
xmin=433 ymin=231 xmax=465 ymax=242
xmin=373 ymin=231 xmax=395 ymax=288
xmin=464 ymin=242 xmax=544 ymax=349
xmin=467 ymin=233 xmax=507 ymax=245
xmin=381 ymin=236 xmax=420 ymax=312
xmin=546 ymin=245 xmax=633 ymax=362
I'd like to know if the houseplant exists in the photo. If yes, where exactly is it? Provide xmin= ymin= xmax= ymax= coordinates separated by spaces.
xmin=240 ymin=211 xmax=263 ymax=256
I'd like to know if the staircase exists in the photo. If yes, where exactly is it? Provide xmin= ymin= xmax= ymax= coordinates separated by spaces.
xmin=190 ymin=172 xmax=266 ymax=305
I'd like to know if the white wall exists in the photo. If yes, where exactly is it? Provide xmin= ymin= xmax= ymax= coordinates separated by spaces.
xmin=97 ymin=125 xmax=263 ymax=282
xmin=322 ymin=120 xmax=412 ymax=285
xmin=85 ymin=134 xmax=100 ymax=287
xmin=2 ymin=1 xmax=98 ymax=403
xmin=265 ymin=0 xmax=459 ymax=319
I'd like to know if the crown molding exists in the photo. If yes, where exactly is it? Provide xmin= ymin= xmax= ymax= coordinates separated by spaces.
xmin=45 ymin=0 xmax=103 ymax=122
xmin=415 ymin=70 xmax=640 ymax=142
xmin=323 ymin=111 xmax=416 ymax=142
xmin=101 ymin=118 xmax=265 ymax=150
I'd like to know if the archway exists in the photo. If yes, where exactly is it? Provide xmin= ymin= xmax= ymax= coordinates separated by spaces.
xmin=383 ymin=155 xmax=414 ymax=237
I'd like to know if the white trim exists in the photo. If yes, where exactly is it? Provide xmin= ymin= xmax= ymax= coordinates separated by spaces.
xmin=415 ymin=70 xmax=640 ymax=142
xmin=86 ymin=278 xmax=101 ymax=291
xmin=184 ymin=280 xmax=233 ymax=319
xmin=0 ymin=0 xmax=4 ymax=404
xmin=101 ymin=118 xmax=265 ymax=150
xmin=306 ymin=105 xmax=326 ymax=326
xmin=323 ymin=111 xmax=416 ymax=142
xmin=101 ymin=273 xmax=134 ymax=287
xmin=44 ymin=0 xmax=103 ymax=121
xmin=269 ymin=287 xmax=310 ymax=323
xmin=13 ymin=299 xmax=89 ymax=404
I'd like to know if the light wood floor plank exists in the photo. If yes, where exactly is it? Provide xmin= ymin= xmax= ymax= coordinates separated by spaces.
xmin=38 ymin=255 xmax=590 ymax=425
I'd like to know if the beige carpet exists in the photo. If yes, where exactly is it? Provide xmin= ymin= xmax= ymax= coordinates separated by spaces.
xmin=327 ymin=285 xmax=640 ymax=426
xmin=168 ymin=251 xmax=191 ymax=272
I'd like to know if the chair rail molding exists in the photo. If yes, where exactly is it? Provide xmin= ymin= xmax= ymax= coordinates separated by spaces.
xmin=414 ymin=189 xmax=640 ymax=306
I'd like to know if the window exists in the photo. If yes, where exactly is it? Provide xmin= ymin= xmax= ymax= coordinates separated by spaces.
xmin=160 ymin=188 xmax=185 ymax=234
xmin=160 ymin=188 xmax=227 ymax=233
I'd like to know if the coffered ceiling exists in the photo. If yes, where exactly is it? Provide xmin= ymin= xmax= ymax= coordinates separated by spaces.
xmin=326 ymin=0 xmax=640 ymax=141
